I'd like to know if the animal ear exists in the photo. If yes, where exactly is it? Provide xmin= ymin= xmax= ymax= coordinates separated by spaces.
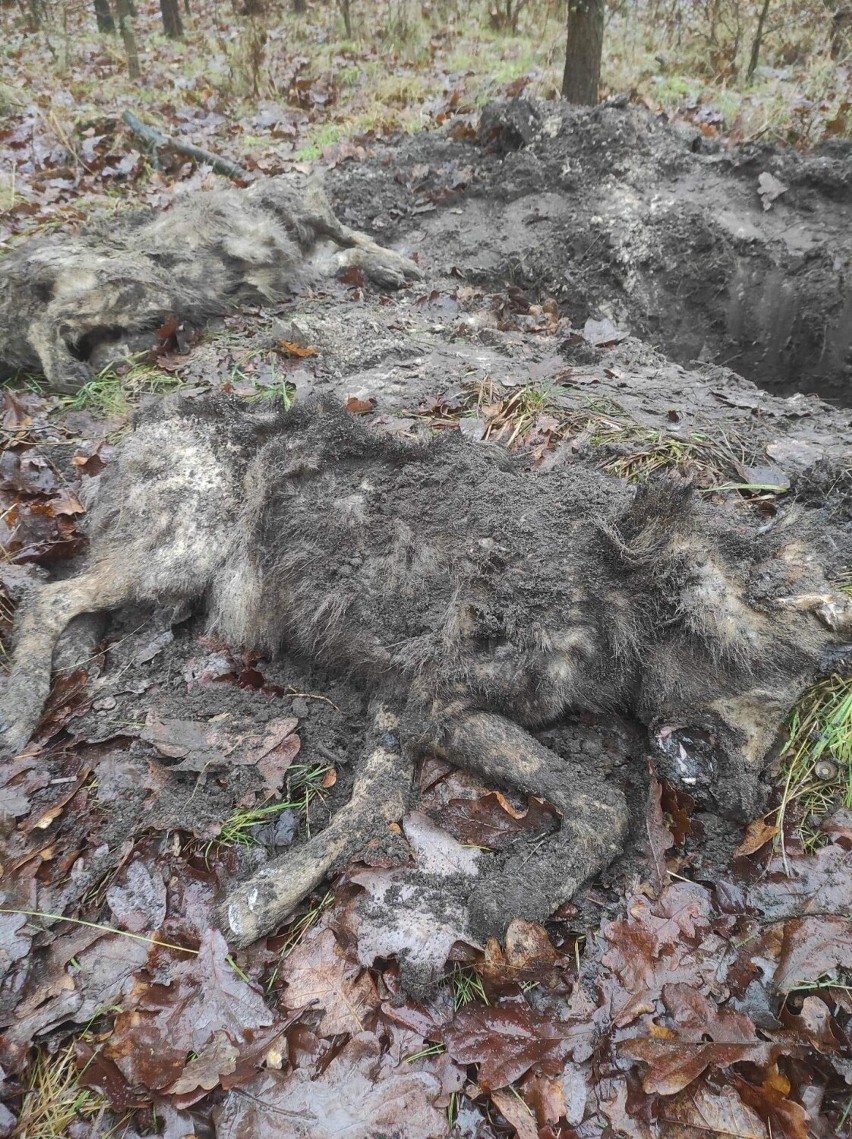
xmin=601 ymin=479 xmax=694 ymax=567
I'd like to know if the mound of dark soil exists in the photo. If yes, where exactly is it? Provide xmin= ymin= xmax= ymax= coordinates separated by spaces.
xmin=328 ymin=100 xmax=852 ymax=404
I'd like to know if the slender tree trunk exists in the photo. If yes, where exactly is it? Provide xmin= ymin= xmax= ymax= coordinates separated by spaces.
xmin=115 ymin=0 xmax=141 ymax=78
xmin=93 ymin=0 xmax=115 ymax=32
xmin=562 ymin=0 xmax=604 ymax=105
xmin=26 ymin=0 xmax=48 ymax=29
xmin=160 ymin=0 xmax=183 ymax=37
xmin=338 ymin=0 xmax=353 ymax=37
xmin=746 ymin=0 xmax=770 ymax=80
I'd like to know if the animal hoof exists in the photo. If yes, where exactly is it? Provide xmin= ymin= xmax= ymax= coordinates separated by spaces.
xmin=363 ymin=252 xmax=421 ymax=289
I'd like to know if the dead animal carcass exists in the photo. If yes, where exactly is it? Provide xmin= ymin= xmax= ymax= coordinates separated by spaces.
xmin=0 ymin=176 xmax=420 ymax=392
xmin=0 ymin=394 xmax=848 ymax=945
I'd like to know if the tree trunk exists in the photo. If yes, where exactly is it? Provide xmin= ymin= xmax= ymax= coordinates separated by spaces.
xmin=115 ymin=0 xmax=141 ymax=78
xmin=338 ymin=0 xmax=353 ymax=37
xmin=745 ymin=0 xmax=770 ymax=80
xmin=562 ymin=0 xmax=604 ymax=106
xmin=93 ymin=0 xmax=115 ymax=32
xmin=293 ymin=0 xmax=307 ymax=11
xmin=160 ymin=0 xmax=183 ymax=37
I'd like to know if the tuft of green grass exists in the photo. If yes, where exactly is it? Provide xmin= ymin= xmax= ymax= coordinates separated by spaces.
xmin=777 ymin=673 xmax=852 ymax=848
xmin=207 ymin=762 xmax=332 ymax=858
xmin=65 ymin=358 xmax=184 ymax=419
xmin=449 ymin=964 xmax=489 ymax=1009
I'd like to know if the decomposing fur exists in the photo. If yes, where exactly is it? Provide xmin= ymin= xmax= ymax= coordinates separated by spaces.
xmin=0 ymin=394 xmax=849 ymax=946
xmin=0 ymin=175 xmax=420 ymax=392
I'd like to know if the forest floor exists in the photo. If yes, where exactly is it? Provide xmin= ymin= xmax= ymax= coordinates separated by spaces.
xmin=1 ymin=9 xmax=852 ymax=1138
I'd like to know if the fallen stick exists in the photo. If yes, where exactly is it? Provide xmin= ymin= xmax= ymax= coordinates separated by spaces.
xmin=121 ymin=109 xmax=249 ymax=181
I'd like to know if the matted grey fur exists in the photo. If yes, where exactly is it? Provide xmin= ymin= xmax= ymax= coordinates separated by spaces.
xmin=0 ymin=394 xmax=849 ymax=945
xmin=0 ymin=175 xmax=420 ymax=392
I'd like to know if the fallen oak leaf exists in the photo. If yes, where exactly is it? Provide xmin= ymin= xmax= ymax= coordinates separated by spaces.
xmin=442 ymin=999 xmax=577 ymax=1090
xmin=439 ymin=791 xmax=557 ymax=849
xmin=477 ymin=919 xmax=566 ymax=988
xmin=772 ymin=916 xmax=852 ymax=994
xmin=619 ymin=983 xmax=782 ymax=1096
xmin=165 ymin=1030 xmax=238 ymax=1097
xmin=658 ymin=1079 xmax=768 ymax=1138
xmin=280 ymin=923 xmax=380 ymax=1037
xmin=490 ymin=1088 xmax=538 ymax=1139
xmin=346 ymin=395 xmax=377 ymax=415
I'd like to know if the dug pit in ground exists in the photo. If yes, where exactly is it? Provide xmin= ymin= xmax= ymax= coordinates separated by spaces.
xmin=1 ymin=393 xmax=849 ymax=990
xmin=328 ymin=99 xmax=852 ymax=403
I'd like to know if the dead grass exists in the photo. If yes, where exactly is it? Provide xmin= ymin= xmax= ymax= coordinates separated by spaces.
xmin=419 ymin=380 xmax=764 ymax=495
xmin=10 ymin=1040 xmax=122 ymax=1139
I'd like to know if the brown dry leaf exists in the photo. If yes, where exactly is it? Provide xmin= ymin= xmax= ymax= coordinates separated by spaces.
xmin=165 ymin=1030 xmax=239 ymax=1097
xmin=106 ymin=929 xmax=275 ymax=1091
xmin=733 ymin=1075 xmax=810 ymax=1139
xmin=619 ymin=983 xmax=778 ymax=1095
xmin=519 ymin=1071 xmax=569 ymax=1129
xmin=772 ymin=916 xmax=852 ymax=993
xmin=140 ymin=712 xmax=299 ymax=794
xmin=276 ymin=339 xmax=317 ymax=357
xmin=646 ymin=769 xmax=674 ymax=890
xmin=0 ymin=913 xmax=32 ymax=982
xmin=490 ymin=1088 xmax=538 ymax=1139
xmin=50 ymin=486 xmax=85 ymax=516
xmin=745 ymin=845 xmax=852 ymax=919
xmin=0 ymin=449 xmax=57 ymax=495
xmin=736 ymin=817 xmax=779 ymax=857
xmin=280 ymin=924 xmax=380 ymax=1037
xmin=0 ymin=927 xmax=149 ymax=1072
xmin=439 ymin=791 xmax=558 ymax=849
xmin=600 ymin=882 xmax=719 ymax=1026
xmin=442 ymin=999 xmax=576 ymax=1090
xmin=478 ymin=919 xmax=565 ymax=988
xmin=658 ymin=1080 xmax=768 ymax=1138
xmin=212 ymin=1032 xmax=448 ymax=1139
xmin=105 ymin=860 xmax=167 ymax=934
xmin=779 ymin=995 xmax=840 ymax=1052
xmin=345 ymin=395 xmax=377 ymax=414
xmin=344 ymin=811 xmax=481 ymax=985
xmin=2 ymin=390 xmax=34 ymax=430
xmin=0 ymin=755 xmax=50 ymax=820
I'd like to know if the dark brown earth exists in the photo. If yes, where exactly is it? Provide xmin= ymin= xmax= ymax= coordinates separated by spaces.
xmin=327 ymin=99 xmax=852 ymax=404
xmin=1 ymin=103 xmax=851 ymax=1138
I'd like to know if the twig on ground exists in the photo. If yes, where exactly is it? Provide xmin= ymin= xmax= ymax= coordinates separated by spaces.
xmin=121 ymin=110 xmax=249 ymax=181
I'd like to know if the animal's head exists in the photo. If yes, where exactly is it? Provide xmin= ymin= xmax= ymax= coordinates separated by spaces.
xmin=603 ymin=485 xmax=850 ymax=820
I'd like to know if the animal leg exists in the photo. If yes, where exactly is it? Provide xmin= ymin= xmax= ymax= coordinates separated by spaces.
xmin=300 ymin=178 xmax=422 ymax=288
xmin=0 ymin=570 xmax=128 ymax=757
xmin=222 ymin=704 xmax=412 ymax=947
xmin=440 ymin=711 xmax=628 ymax=938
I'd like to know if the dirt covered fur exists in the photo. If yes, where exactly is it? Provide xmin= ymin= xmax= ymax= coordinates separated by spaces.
xmin=1 ymin=393 xmax=849 ymax=950
xmin=0 ymin=174 xmax=420 ymax=393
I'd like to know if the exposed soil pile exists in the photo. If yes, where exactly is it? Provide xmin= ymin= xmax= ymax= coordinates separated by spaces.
xmin=328 ymin=100 xmax=852 ymax=404
xmin=1 ymin=104 xmax=851 ymax=1139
